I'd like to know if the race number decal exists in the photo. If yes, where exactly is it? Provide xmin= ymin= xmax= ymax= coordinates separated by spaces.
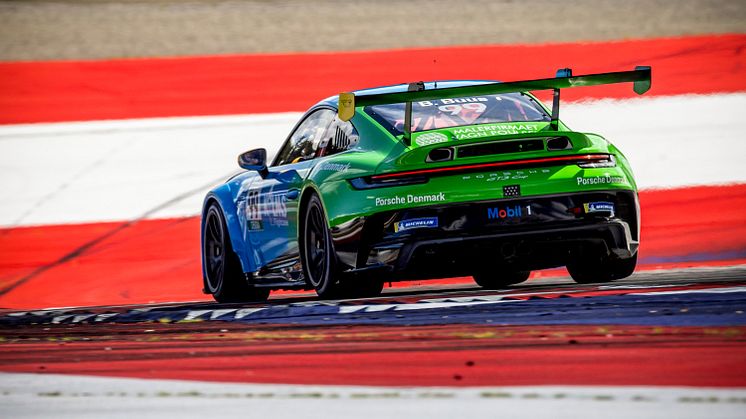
xmin=438 ymin=102 xmax=487 ymax=116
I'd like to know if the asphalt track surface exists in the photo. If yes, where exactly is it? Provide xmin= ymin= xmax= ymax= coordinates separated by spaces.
xmin=1 ymin=266 xmax=745 ymax=389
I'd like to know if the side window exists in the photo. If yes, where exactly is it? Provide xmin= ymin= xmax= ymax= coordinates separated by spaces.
xmin=317 ymin=116 xmax=360 ymax=158
xmin=274 ymin=109 xmax=335 ymax=166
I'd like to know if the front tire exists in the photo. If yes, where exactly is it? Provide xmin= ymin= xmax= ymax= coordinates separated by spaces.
xmin=567 ymin=253 xmax=637 ymax=284
xmin=473 ymin=270 xmax=531 ymax=289
xmin=203 ymin=203 xmax=270 ymax=303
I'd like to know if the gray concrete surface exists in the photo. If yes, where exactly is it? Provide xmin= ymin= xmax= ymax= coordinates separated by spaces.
xmin=2 ymin=373 xmax=746 ymax=419
xmin=1 ymin=0 xmax=744 ymax=61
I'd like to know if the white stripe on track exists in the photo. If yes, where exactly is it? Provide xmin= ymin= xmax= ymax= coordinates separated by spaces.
xmin=562 ymin=93 xmax=746 ymax=190
xmin=0 ymin=113 xmax=299 ymax=227
xmin=1 ymin=372 xmax=745 ymax=419
xmin=0 ymin=94 xmax=744 ymax=227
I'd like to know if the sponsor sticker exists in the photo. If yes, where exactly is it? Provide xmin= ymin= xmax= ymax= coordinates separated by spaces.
xmin=265 ymin=190 xmax=288 ymax=227
xmin=246 ymin=191 xmax=261 ymax=221
xmin=451 ymin=122 xmax=545 ymax=140
xmin=244 ymin=187 xmax=288 ymax=229
xmin=576 ymin=175 xmax=625 ymax=186
xmin=584 ymin=201 xmax=615 ymax=216
xmin=486 ymin=205 xmax=530 ymax=220
xmin=248 ymin=220 xmax=264 ymax=231
xmin=318 ymin=162 xmax=351 ymax=173
xmin=375 ymin=192 xmax=446 ymax=207
xmin=394 ymin=217 xmax=439 ymax=233
xmin=414 ymin=132 xmax=449 ymax=147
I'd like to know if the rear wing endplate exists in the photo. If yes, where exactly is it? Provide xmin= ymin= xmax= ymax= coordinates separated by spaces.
xmin=338 ymin=66 xmax=651 ymax=144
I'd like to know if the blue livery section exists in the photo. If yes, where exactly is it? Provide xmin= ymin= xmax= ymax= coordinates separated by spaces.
xmin=203 ymin=180 xmax=256 ymax=273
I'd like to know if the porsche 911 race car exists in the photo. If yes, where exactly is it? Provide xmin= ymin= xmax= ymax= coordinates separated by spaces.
xmin=201 ymin=67 xmax=651 ymax=302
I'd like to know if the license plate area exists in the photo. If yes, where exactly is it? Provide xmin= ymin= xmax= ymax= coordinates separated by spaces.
xmin=386 ymin=192 xmax=622 ymax=236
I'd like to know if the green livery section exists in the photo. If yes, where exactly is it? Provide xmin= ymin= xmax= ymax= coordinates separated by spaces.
xmin=316 ymin=116 xmax=636 ymax=228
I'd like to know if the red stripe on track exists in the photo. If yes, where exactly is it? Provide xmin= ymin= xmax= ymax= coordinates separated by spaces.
xmin=1 ymin=34 xmax=745 ymax=124
xmin=1 ymin=324 xmax=744 ymax=387
xmin=0 ymin=218 xmax=202 ymax=308
xmin=640 ymin=184 xmax=746 ymax=260
xmin=0 ymin=184 xmax=744 ymax=309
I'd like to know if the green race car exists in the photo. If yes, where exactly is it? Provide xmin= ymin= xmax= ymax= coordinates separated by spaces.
xmin=201 ymin=67 xmax=651 ymax=302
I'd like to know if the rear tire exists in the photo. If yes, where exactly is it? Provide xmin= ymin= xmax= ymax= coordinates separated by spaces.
xmin=203 ymin=203 xmax=271 ymax=303
xmin=567 ymin=253 xmax=637 ymax=284
xmin=302 ymin=194 xmax=343 ymax=299
xmin=473 ymin=270 xmax=530 ymax=289
xmin=302 ymin=194 xmax=386 ymax=300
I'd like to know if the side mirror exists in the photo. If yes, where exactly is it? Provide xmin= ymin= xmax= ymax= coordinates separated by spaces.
xmin=238 ymin=148 xmax=268 ymax=177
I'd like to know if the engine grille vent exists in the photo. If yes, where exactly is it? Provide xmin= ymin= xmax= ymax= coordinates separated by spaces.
xmin=457 ymin=139 xmax=544 ymax=159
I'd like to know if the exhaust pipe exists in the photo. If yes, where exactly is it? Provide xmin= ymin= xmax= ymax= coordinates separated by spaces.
xmin=500 ymin=242 xmax=517 ymax=259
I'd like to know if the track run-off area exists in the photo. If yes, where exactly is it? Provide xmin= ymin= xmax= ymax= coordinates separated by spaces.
xmin=1 ymin=33 xmax=745 ymax=417
xmin=1 ymin=267 xmax=745 ymax=418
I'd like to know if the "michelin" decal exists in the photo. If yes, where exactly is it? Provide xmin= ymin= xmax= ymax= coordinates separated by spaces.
xmin=584 ymin=201 xmax=615 ymax=216
xmin=394 ymin=217 xmax=439 ymax=233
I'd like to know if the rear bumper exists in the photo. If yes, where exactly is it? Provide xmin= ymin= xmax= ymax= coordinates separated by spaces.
xmin=331 ymin=190 xmax=639 ymax=280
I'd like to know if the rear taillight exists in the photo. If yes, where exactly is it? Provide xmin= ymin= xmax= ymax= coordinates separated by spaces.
xmin=348 ymin=153 xmax=617 ymax=190
xmin=349 ymin=175 xmax=428 ymax=190
xmin=370 ymin=154 xmax=614 ymax=181
xmin=577 ymin=154 xmax=616 ymax=168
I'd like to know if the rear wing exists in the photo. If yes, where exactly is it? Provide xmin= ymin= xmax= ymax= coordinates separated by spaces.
xmin=338 ymin=66 xmax=651 ymax=145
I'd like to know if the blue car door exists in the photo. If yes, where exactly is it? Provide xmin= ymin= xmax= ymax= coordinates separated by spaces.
xmin=241 ymin=109 xmax=335 ymax=272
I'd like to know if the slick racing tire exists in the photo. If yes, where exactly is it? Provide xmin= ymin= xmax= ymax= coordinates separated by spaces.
xmin=567 ymin=253 xmax=637 ymax=284
xmin=302 ymin=194 xmax=343 ymax=299
xmin=203 ymin=203 xmax=271 ymax=303
xmin=473 ymin=270 xmax=531 ymax=289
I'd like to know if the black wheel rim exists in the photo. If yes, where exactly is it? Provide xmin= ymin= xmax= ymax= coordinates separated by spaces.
xmin=305 ymin=203 xmax=328 ymax=287
xmin=204 ymin=208 xmax=225 ymax=292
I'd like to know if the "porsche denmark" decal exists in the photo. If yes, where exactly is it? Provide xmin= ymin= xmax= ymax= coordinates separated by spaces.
xmin=576 ymin=175 xmax=625 ymax=186
xmin=375 ymin=192 xmax=446 ymax=207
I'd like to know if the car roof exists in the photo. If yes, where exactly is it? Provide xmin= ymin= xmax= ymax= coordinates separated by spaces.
xmin=314 ymin=80 xmax=499 ymax=109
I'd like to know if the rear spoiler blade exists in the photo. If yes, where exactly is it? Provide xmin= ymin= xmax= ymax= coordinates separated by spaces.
xmin=338 ymin=66 xmax=651 ymax=143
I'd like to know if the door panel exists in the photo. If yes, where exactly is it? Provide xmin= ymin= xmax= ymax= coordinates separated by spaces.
xmin=239 ymin=108 xmax=335 ymax=273
xmin=243 ymin=164 xmax=308 ymax=270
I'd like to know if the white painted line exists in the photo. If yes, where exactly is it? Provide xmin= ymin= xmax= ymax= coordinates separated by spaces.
xmin=1 ymin=94 xmax=744 ymax=227
xmin=0 ymin=113 xmax=300 ymax=227
xmin=561 ymin=94 xmax=746 ymax=190
xmin=1 ymin=372 xmax=744 ymax=419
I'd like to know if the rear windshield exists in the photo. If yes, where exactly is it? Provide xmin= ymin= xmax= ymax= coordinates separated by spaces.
xmin=364 ymin=93 xmax=550 ymax=136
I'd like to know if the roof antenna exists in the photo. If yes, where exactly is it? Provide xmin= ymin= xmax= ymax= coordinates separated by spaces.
xmin=403 ymin=81 xmax=426 ymax=146
xmin=433 ymin=59 xmax=438 ymax=89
